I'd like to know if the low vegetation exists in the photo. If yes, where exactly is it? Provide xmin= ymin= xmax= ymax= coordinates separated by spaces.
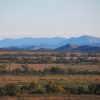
xmin=0 ymin=51 xmax=100 ymax=64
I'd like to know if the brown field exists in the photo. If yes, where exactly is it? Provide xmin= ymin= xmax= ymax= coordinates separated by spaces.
xmin=6 ymin=63 xmax=68 ymax=71
xmin=0 ymin=75 xmax=100 ymax=84
xmin=0 ymin=95 xmax=100 ymax=100
xmin=0 ymin=51 xmax=57 ymax=55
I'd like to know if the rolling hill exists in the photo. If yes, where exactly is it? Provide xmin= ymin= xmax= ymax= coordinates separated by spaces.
xmin=55 ymin=44 xmax=100 ymax=52
xmin=55 ymin=43 xmax=78 ymax=50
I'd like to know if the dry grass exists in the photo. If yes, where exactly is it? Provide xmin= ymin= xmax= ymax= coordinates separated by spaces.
xmin=7 ymin=63 xmax=66 ymax=71
xmin=0 ymin=75 xmax=100 ymax=84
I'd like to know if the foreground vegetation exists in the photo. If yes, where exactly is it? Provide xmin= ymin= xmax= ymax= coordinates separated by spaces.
xmin=0 ymin=80 xmax=100 ymax=96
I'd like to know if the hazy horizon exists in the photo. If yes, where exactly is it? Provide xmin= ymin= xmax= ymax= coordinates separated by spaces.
xmin=0 ymin=35 xmax=99 ymax=40
xmin=0 ymin=0 xmax=100 ymax=39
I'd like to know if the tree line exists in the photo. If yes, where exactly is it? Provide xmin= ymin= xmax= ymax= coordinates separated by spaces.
xmin=0 ymin=65 xmax=100 ymax=75
xmin=0 ymin=54 xmax=100 ymax=64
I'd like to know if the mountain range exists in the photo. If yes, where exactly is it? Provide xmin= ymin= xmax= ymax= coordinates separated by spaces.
xmin=0 ymin=35 xmax=100 ymax=52
xmin=0 ymin=37 xmax=66 ymax=48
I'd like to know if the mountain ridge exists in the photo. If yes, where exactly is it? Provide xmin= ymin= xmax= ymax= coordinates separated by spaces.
xmin=0 ymin=35 xmax=100 ymax=48
xmin=58 ymin=35 xmax=100 ymax=46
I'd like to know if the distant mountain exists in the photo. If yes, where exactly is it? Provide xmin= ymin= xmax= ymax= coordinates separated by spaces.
xmin=21 ymin=46 xmax=41 ymax=50
xmin=37 ymin=44 xmax=56 ymax=48
xmin=0 ymin=35 xmax=100 ymax=49
xmin=58 ymin=35 xmax=100 ymax=46
xmin=55 ymin=43 xmax=78 ymax=50
xmin=90 ymin=43 xmax=100 ymax=47
xmin=0 ymin=37 xmax=66 ymax=48
xmin=22 ymin=46 xmax=52 ymax=51
xmin=55 ymin=43 xmax=100 ymax=52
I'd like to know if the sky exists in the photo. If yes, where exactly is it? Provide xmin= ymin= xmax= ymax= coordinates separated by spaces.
xmin=0 ymin=0 xmax=100 ymax=39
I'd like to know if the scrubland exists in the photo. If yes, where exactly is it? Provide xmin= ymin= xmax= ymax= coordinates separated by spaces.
xmin=0 ymin=50 xmax=100 ymax=99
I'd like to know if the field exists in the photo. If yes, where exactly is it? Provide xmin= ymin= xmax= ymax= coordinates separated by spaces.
xmin=0 ymin=75 xmax=100 ymax=85
xmin=0 ymin=50 xmax=100 ymax=99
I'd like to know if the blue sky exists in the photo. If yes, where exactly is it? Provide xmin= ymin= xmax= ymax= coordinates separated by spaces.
xmin=0 ymin=0 xmax=100 ymax=39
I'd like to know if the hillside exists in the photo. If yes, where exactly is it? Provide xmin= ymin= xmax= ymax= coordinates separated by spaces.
xmin=56 ymin=44 xmax=100 ymax=52
xmin=55 ymin=43 xmax=78 ymax=50
xmin=73 ymin=45 xmax=100 ymax=52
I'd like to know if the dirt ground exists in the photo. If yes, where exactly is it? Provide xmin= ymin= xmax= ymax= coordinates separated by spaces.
xmin=0 ymin=95 xmax=100 ymax=100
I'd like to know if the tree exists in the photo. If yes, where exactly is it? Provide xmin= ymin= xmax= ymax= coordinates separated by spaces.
xmin=77 ymin=86 xmax=85 ymax=95
xmin=0 ymin=63 xmax=7 ymax=71
xmin=49 ymin=66 xmax=65 ymax=74
xmin=67 ymin=67 xmax=76 ymax=75
xmin=21 ymin=64 xmax=29 ymax=72
xmin=21 ymin=85 xmax=28 ymax=94
xmin=12 ymin=68 xmax=23 ymax=74
xmin=45 ymin=81 xmax=66 ymax=94
xmin=28 ymin=82 xmax=42 ymax=94
xmin=41 ymin=55 xmax=53 ymax=63
xmin=3 ymin=83 xmax=21 ymax=96
xmin=88 ymin=83 xmax=95 ymax=94
xmin=0 ymin=86 xmax=6 ymax=96
xmin=94 ymin=83 xmax=100 ymax=95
